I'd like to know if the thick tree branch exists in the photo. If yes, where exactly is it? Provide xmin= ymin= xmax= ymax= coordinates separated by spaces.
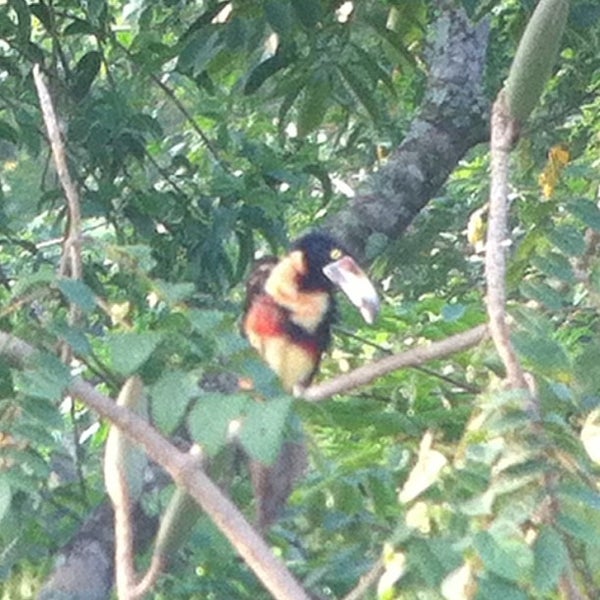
xmin=329 ymin=5 xmax=490 ymax=260
xmin=303 ymin=325 xmax=488 ymax=402
xmin=0 ymin=332 xmax=310 ymax=600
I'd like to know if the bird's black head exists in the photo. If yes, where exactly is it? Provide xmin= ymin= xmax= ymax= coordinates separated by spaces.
xmin=291 ymin=231 xmax=347 ymax=291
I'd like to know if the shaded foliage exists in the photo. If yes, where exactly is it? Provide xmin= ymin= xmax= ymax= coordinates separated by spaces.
xmin=0 ymin=0 xmax=599 ymax=599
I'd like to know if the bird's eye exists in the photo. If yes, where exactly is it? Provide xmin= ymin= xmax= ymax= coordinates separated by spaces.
xmin=330 ymin=248 xmax=343 ymax=260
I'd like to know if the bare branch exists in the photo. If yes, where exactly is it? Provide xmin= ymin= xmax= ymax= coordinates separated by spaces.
xmin=484 ymin=91 xmax=529 ymax=393
xmin=0 ymin=331 xmax=311 ymax=600
xmin=32 ymin=64 xmax=83 ymax=282
xmin=303 ymin=325 xmax=488 ymax=402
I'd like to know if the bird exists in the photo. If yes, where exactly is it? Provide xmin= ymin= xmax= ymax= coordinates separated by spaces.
xmin=241 ymin=231 xmax=379 ymax=528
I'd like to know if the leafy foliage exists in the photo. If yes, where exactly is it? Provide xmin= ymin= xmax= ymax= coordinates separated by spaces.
xmin=0 ymin=0 xmax=599 ymax=599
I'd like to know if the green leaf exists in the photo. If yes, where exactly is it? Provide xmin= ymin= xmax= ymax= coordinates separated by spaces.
xmin=51 ymin=322 xmax=92 ymax=357
xmin=530 ymin=252 xmax=574 ymax=283
xmin=29 ymin=3 xmax=51 ymax=30
xmin=63 ymin=18 xmax=95 ymax=36
xmin=519 ymin=280 xmax=564 ymax=310
xmin=0 ymin=120 xmax=19 ymax=144
xmin=16 ymin=352 xmax=71 ymax=402
xmin=474 ymin=530 xmax=533 ymax=583
xmin=178 ymin=30 xmax=222 ymax=76
xmin=557 ymin=513 xmax=599 ymax=545
xmin=546 ymin=224 xmax=586 ymax=257
xmin=558 ymin=483 xmax=600 ymax=511
xmin=0 ymin=475 xmax=12 ymax=522
xmin=152 ymin=280 xmax=196 ymax=305
xmin=21 ymin=395 xmax=63 ymax=429
xmin=574 ymin=342 xmax=600 ymax=394
xmin=187 ymin=309 xmax=226 ymax=333
xmin=238 ymin=395 xmax=293 ymax=464
xmin=70 ymin=51 xmax=102 ymax=101
xmin=9 ymin=0 xmax=31 ymax=43
xmin=86 ymin=0 xmax=107 ymax=23
xmin=512 ymin=331 xmax=570 ymax=378
xmin=442 ymin=303 xmax=465 ymax=322
xmin=151 ymin=370 xmax=198 ymax=435
xmin=409 ymin=538 xmax=461 ymax=587
xmin=533 ymin=526 xmax=568 ymax=594
xmin=337 ymin=63 xmax=381 ymax=124
xmin=265 ymin=1 xmax=294 ymax=37
xmin=567 ymin=199 xmax=600 ymax=231
xmin=107 ymin=332 xmax=162 ymax=375
xmin=187 ymin=393 xmax=248 ymax=456
xmin=12 ymin=267 xmax=54 ymax=296
xmin=476 ymin=575 xmax=528 ymax=600
xmin=350 ymin=43 xmax=396 ymax=96
xmin=291 ymin=0 xmax=321 ymax=29
xmin=296 ymin=73 xmax=331 ymax=137
xmin=244 ymin=50 xmax=292 ymax=96
xmin=57 ymin=278 xmax=97 ymax=313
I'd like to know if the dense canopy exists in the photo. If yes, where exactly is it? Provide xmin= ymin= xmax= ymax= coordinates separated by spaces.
xmin=0 ymin=1 xmax=600 ymax=599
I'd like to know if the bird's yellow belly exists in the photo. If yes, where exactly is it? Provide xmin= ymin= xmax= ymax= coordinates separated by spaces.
xmin=253 ymin=334 xmax=318 ymax=392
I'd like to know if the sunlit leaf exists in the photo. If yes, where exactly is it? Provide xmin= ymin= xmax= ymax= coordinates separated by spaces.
xmin=398 ymin=431 xmax=447 ymax=503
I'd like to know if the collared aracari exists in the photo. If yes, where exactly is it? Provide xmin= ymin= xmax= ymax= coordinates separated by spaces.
xmin=242 ymin=231 xmax=380 ymax=394
xmin=241 ymin=231 xmax=379 ymax=529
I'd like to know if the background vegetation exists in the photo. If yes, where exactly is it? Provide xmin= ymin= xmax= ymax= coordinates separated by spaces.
xmin=0 ymin=0 xmax=599 ymax=598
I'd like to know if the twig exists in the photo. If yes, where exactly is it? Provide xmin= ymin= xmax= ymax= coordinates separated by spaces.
xmin=0 ymin=331 xmax=311 ymax=600
xmin=303 ymin=325 xmax=488 ymax=402
xmin=32 ymin=64 xmax=83 ymax=282
xmin=342 ymin=559 xmax=384 ymax=600
xmin=335 ymin=326 xmax=482 ymax=393
xmin=114 ymin=489 xmax=137 ymax=599
xmin=114 ymin=40 xmax=232 ymax=175
xmin=484 ymin=91 xmax=529 ymax=393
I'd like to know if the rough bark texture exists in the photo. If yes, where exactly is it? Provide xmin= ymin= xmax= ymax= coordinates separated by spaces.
xmin=329 ymin=5 xmax=490 ymax=261
xmin=38 ymin=501 xmax=156 ymax=600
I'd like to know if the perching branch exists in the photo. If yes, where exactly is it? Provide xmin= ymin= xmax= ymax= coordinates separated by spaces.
xmin=303 ymin=325 xmax=488 ymax=402
xmin=0 ymin=331 xmax=311 ymax=600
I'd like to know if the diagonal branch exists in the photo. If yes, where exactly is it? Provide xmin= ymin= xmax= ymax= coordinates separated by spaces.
xmin=0 ymin=331 xmax=311 ymax=600
xmin=329 ymin=5 xmax=490 ymax=261
xmin=32 ymin=64 xmax=83 ymax=282
xmin=303 ymin=325 xmax=488 ymax=402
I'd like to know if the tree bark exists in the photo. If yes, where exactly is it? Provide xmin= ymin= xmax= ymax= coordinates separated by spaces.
xmin=38 ymin=502 xmax=155 ymax=600
xmin=329 ymin=4 xmax=490 ymax=261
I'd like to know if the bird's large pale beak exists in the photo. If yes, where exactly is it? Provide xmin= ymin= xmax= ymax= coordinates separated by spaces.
xmin=322 ymin=256 xmax=380 ymax=324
